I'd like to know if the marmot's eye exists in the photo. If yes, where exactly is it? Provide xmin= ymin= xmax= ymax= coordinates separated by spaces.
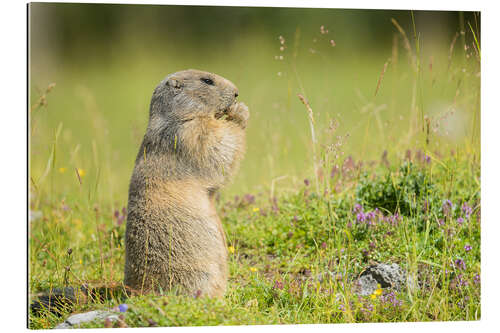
xmin=201 ymin=78 xmax=214 ymax=86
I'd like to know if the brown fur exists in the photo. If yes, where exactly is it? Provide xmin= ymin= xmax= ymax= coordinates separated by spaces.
xmin=124 ymin=70 xmax=248 ymax=297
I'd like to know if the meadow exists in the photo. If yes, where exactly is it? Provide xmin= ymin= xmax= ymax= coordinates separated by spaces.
xmin=29 ymin=10 xmax=480 ymax=328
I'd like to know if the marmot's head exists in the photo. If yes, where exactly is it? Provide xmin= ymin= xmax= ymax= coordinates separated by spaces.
xmin=149 ymin=69 xmax=239 ymax=122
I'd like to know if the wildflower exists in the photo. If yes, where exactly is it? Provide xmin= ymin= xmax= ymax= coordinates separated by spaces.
xmin=380 ymin=291 xmax=403 ymax=308
xmin=321 ymin=242 xmax=327 ymax=249
xmin=442 ymin=199 xmax=453 ymax=216
xmin=366 ymin=211 xmax=376 ymax=225
xmin=353 ymin=203 xmax=363 ymax=213
xmin=58 ymin=167 xmax=66 ymax=173
xmin=228 ymin=246 xmax=235 ymax=254
xmin=464 ymin=244 xmax=472 ymax=252
xmin=473 ymin=273 xmax=480 ymax=285
xmin=454 ymin=258 xmax=466 ymax=271
xmin=330 ymin=39 xmax=336 ymax=47
xmin=370 ymin=284 xmax=383 ymax=298
xmin=454 ymin=274 xmax=468 ymax=288
xmin=252 ymin=207 xmax=260 ymax=213
xmin=274 ymin=280 xmax=284 ymax=290
xmin=361 ymin=303 xmax=374 ymax=314
xmin=387 ymin=213 xmax=401 ymax=226
xmin=118 ymin=304 xmax=128 ymax=312
xmin=462 ymin=202 xmax=473 ymax=219
xmin=356 ymin=212 xmax=366 ymax=222
xmin=338 ymin=304 xmax=345 ymax=312
xmin=250 ymin=267 xmax=257 ymax=272
xmin=304 ymin=178 xmax=310 ymax=186
xmin=114 ymin=209 xmax=126 ymax=226
xmin=243 ymin=194 xmax=255 ymax=205
xmin=457 ymin=217 xmax=464 ymax=225
xmin=77 ymin=168 xmax=86 ymax=178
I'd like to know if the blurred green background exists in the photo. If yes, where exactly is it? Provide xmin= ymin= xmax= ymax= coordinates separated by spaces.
xmin=29 ymin=3 xmax=480 ymax=206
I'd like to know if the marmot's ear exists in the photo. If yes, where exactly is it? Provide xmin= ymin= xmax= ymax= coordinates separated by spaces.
xmin=166 ymin=78 xmax=183 ymax=89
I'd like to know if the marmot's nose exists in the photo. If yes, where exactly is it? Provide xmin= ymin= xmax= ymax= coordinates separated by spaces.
xmin=234 ymin=91 xmax=239 ymax=98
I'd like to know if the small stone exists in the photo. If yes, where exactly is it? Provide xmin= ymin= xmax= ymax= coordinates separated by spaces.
xmin=54 ymin=310 xmax=114 ymax=329
xmin=355 ymin=263 xmax=406 ymax=296
xmin=29 ymin=210 xmax=43 ymax=221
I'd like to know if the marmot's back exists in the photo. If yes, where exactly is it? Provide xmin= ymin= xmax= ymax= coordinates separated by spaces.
xmin=124 ymin=70 xmax=249 ymax=297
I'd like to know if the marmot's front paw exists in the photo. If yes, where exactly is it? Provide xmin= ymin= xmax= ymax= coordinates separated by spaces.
xmin=226 ymin=102 xmax=249 ymax=129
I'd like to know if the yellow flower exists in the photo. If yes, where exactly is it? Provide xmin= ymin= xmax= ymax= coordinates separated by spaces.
xmin=58 ymin=167 xmax=66 ymax=173
xmin=252 ymin=207 xmax=260 ymax=213
xmin=228 ymin=246 xmax=235 ymax=254
xmin=250 ymin=267 xmax=257 ymax=272
xmin=372 ymin=284 xmax=383 ymax=298
xmin=77 ymin=168 xmax=86 ymax=178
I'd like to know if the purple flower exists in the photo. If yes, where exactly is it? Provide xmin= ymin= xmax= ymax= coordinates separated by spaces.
xmin=442 ymin=199 xmax=453 ymax=216
xmin=464 ymin=244 xmax=472 ymax=252
xmin=274 ymin=280 xmax=284 ymax=290
xmin=338 ymin=304 xmax=346 ymax=312
xmin=356 ymin=212 xmax=366 ymax=222
xmin=381 ymin=291 xmax=403 ymax=308
xmin=321 ymin=242 xmax=327 ymax=249
xmin=454 ymin=274 xmax=468 ymax=288
xmin=114 ymin=208 xmax=126 ymax=226
xmin=454 ymin=258 xmax=466 ymax=271
xmin=473 ymin=273 xmax=480 ymax=285
xmin=457 ymin=217 xmax=464 ymax=225
xmin=387 ymin=213 xmax=401 ymax=226
xmin=118 ymin=304 xmax=128 ymax=312
xmin=353 ymin=203 xmax=363 ymax=213
xmin=462 ymin=202 xmax=473 ymax=219
xmin=244 ymin=194 xmax=255 ymax=205
xmin=304 ymin=178 xmax=310 ymax=186
xmin=366 ymin=211 xmax=376 ymax=225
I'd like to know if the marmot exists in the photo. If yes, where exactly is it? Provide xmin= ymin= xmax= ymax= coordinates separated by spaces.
xmin=124 ymin=69 xmax=249 ymax=297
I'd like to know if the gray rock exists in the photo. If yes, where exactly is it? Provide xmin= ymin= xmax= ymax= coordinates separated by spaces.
xmin=55 ymin=310 xmax=118 ymax=329
xmin=355 ymin=263 xmax=406 ymax=296
xmin=29 ymin=210 xmax=43 ymax=222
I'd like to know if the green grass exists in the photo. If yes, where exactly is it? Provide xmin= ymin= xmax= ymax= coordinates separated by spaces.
xmin=29 ymin=16 xmax=480 ymax=328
